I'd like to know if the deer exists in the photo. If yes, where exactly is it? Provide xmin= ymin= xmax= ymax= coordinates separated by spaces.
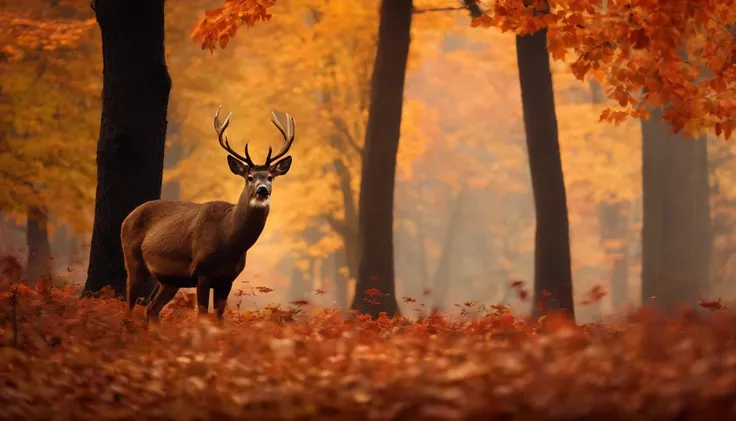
xmin=121 ymin=106 xmax=295 ymax=323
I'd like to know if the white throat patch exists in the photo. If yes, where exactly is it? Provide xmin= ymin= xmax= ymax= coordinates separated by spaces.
xmin=250 ymin=197 xmax=270 ymax=208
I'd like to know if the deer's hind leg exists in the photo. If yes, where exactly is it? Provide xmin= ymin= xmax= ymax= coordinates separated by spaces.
xmin=123 ymin=246 xmax=152 ymax=313
xmin=145 ymin=283 xmax=179 ymax=324
xmin=196 ymin=275 xmax=212 ymax=318
xmin=213 ymin=279 xmax=234 ymax=321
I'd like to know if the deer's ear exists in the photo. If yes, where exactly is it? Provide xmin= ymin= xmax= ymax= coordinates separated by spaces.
xmin=227 ymin=155 xmax=248 ymax=176
xmin=270 ymin=156 xmax=292 ymax=177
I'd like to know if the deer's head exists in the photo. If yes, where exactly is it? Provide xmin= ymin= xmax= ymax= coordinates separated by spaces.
xmin=214 ymin=106 xmax=295 ymax=208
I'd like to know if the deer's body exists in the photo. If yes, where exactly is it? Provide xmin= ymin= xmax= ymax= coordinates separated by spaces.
xmin=123 ymin=199 xmax=263 ymax=284
xmin=123 ymin=107 xmax=295 ymax=323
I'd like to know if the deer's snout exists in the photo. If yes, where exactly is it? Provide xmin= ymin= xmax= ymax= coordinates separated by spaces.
xmin=256 ymin=185 xmax=270 ymax=198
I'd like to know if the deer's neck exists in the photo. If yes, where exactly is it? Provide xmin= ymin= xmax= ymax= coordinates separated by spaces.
xmin=226 ymin=193 xmax=270 ymax=251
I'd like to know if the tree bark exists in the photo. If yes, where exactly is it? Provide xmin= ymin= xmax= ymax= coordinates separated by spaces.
xmin=431 ymin=186 xmax=468 ymax=312
xmin=332 ymin=159 xmax=360 ymax=278
xmin=83 ymin=0 xmax=171 ymax=297
xmin=415 ymin=220 xmax=431 ymax=296
xmin=516 ymin=28 xmax=575 ymax=320
xmin=350 ymin=0 xmax=412 ymax=318
xmin=597 ymin=202 xmax=630 ymax=310
xmin=290 ymin=259 xmax=306 ymax=301
xmin=162 ymin=120 xmax=183 ymax=200
xmin=641 ymin=106 xmax=711 ymax=314
xmin=332 ymin=250 xmax=349 ymax=310
xmin=25 ymin=204 xmax=53 ymax=285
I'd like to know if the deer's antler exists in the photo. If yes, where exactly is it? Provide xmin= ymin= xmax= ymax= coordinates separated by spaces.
xmin=265 ymin=111 xmax=295 ymax=166
xmin=214 ymin=105 xmax=255 ymax=167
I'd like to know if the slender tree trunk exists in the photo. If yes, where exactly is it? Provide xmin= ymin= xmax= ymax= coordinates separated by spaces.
xmin=333 ymin=250 xmax=349 ymax=310
xmin=350 ymin=0 xmax=412 ymax=318
xmin=67 ymin=234 xmax=84 ymax=269
xmin=290 ymin=264 xmax=306 ymax=302
xmin=516 ymin=28 xmax=575 ymax=320
xmin=332 ymin=159 xmax=360 ymax=279
xmin=597 ymin=202 xmax=630 ymax=310
xmin=415 ymin=220 xmax=431 ymax=295
xmin=50 ymin=222 xmax=70 ymax=267
xmin=25 ymin=204 xmax=53 ymax=285
xmin=641 ymin=106 xmax=711 ymax=314
xmin=431 ymin=186 xmax=468 ymax=312
xmin=83 ymin=0 xmax=171 ymax=297
xmin=162 ymin=121 xmax=183 ymax=200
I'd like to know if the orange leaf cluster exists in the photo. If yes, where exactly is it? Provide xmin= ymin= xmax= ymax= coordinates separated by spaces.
xmin=190 ymin=0 xmax=276 ymax=53
xmin=0 ymin=10 xmax=95 ymax=59
xmin=472 ymin=0 xmax=736 ymax=139
xmin=3 ymin=279 xmax=736 ymax=420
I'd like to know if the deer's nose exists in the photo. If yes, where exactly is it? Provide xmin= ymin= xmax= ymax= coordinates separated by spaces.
xmin=256 ymin=186 xmax=270 ymax=197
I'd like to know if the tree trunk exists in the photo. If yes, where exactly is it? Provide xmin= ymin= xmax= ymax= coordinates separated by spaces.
xmin=333 ymin=250 xmax=349 ymax=310
xmin=50 ymin=222 xmax=70 ymax=267
xmin=350 ymin=0 xmax=412 ymax=318
xmin=25 ymin=204 xmax=53 ymax=285
xmin=162 ymin=122 xmax=183 ymax=200
xmin=332 ymin=159 xmax=360 ymax=279
xmin=67 ymin=234 xmax=85 ymax=271
xmin=290 ymin=262 xmax=306 ymax=302
xmin=641 ymin=106 xmax=711 ymax=314
xmin=83 ymin=0 xmax=171 ymax=297
xmin=516 ymin=28 xmax=575 ymax=320
xmin=415 ymin=220 xmax=431 ymax=296
xmin=431 ymin=186 xmax=468 ymax=312
xmin=597 ymin=202 xmax=630 ymax=310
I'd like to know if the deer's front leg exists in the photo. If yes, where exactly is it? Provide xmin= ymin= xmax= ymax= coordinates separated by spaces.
xmin=213 ymin=280 xmax=234 ymax=321
xmin=196 ymin=276 xmax=211 ymax=317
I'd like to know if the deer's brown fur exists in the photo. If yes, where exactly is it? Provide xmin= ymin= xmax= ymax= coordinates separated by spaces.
xmin=122 ymin=107 xmax=295 ymax=323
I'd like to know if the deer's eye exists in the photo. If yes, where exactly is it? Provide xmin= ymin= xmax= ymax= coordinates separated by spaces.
xmin=247 ymin=175 xmax=255 ymax=182
xmin=267 ymin=175 xmax=273 ymax=182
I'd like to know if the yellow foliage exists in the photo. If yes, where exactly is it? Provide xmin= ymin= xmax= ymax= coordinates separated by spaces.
xmin=0 ymin=0 xmax=99 ymax=233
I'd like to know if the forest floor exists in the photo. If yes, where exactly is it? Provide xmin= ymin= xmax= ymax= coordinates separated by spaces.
xmin=1 ymin=280 xmax=736 ymax=421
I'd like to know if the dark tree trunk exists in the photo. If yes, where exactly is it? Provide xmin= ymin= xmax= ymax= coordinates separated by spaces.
xmin=350 ymin=0 xmax=412 ymax=318
xmin=641 ymin=106 xmax=711 ymax=314
xmin=516 ymin=28 xmax=575 ymax=320
xmin=25 ymin=205 xmax=53 ymax=285
xmin=83 ymin=0 xmax=171 ymax=297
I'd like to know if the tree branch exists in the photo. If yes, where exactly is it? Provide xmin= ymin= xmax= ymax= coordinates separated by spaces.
xmin=462 ymin=0 xmax=484 ymax=19
xmin=323 ymin=214 xmax=346 ymax=235
xmin=412 ymin=1 xmax=484 ymax=18
xmin=413 ymin=6 xmax=465 ymax=14
xmin=331 ymin=117 xmax=363 ymax=156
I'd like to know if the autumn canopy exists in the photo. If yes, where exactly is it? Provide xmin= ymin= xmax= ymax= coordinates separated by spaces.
xmin=191 ymin=0 xmax=736 ymax=138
